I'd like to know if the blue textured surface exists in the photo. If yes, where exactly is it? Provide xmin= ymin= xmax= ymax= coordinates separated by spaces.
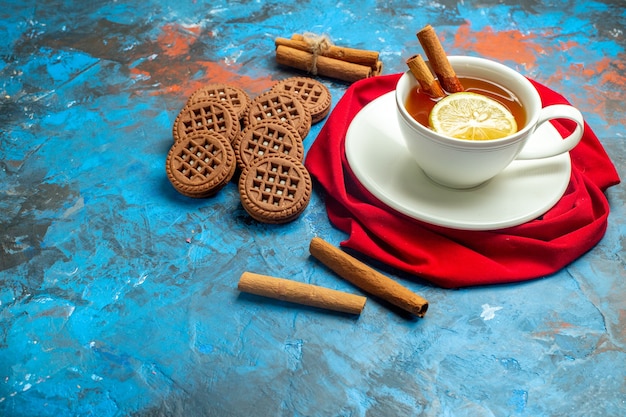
xmin=1 ymin=1 xmax=625 ymax=416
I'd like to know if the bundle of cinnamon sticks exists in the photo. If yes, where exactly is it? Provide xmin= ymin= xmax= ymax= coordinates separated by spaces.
xmin=275 ymin=33 xmax=383 ymax=83
xmin=407 ymin=25 xmax=464 ymax=97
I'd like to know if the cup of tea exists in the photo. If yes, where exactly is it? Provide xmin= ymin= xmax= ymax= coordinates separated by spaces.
xmin=395 ymin=55 xmax=584 ymax=189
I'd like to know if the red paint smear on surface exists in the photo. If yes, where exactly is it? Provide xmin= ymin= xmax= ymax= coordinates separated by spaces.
xmin=531 ymin=320 xmax=575 ymax=339
xmin=157 ymin=23 xmax=197 ymax=58
xmin=551 ymin=56 xmax=626 ymax=126
xmin=597 ymin=57 xmax=626 ymax=89
xmin=137 ymin=23 xmax=276 ymax=98
xmin=452 ymin=24 xmax=625 ymax=127
xmin=129 ymin=67 xmax=151 ymax=81
xmin=453 ymin=24 xmax=547 ymax=70
xmin=160 ymin=60 xmax=276 ymax=98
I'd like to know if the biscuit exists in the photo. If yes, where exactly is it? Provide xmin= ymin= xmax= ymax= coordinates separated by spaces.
xmin=166 ymin=131 xmax=236 ymax=198
xmin=187 ymin=84 xmax=251 ymax=121
xmin=238 ymin=154 xmax=312 ymax=224
xmin=245 ymin=90 xmax=312 ymax=140
xmin=173 ymin=99 xmax=240 ymax=144
xmin=234 ymin=120 xmax=304 ymax=171
xmin=271 ymin=77 xmax=331 ymax=124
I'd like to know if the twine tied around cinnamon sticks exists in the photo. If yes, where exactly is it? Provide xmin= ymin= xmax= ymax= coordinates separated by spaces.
xmin=275 ymin=33 xmax=383 ymax=83
xmin=300 ymin=32 xmax=333 ymax=75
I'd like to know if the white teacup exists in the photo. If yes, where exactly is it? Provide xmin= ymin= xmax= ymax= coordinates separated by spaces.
xmin=395 ymin=55 xmax=584 ymax=189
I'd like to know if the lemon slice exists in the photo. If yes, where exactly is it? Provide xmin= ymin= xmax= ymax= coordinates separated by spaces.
xmin=429 ymin=92 xmax=517 ymax=140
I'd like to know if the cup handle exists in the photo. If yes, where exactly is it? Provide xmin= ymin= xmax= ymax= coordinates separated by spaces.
xmin=516 ymin=105 xmax=584 ymax=160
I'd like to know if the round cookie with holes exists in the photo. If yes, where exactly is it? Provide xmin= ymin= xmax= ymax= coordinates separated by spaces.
xmin=166 ymin=131 xmax=236 ymax=198
xmin=187 ymin=83 xmax=251 ymax=121
xmin=238 ymin=154 xmax=312 ymax=224
xmin=271 ymin=77 xmax=331 ymax=124
xmin=173 ymin=99 xmax=241 ymax=144
xmin=244 ymin=90 xmax=312 ymax=140
xmin=234 ymin=120 xmax=304 ymax=171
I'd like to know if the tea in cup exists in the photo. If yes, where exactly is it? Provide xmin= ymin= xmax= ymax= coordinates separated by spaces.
xmin=395 ymin=55 xmax=584 ymax=189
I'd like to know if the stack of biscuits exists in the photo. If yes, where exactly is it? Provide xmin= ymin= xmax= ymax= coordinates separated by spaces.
xmin=165 ymin=77 xmax=331 ymax=224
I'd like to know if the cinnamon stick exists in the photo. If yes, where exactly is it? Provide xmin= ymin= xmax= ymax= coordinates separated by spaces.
xmin=373 ymin=60 xmax=383 ymax=76
xmin=283 ymin=34 xmax=381 ymax=71
xmin=416 ymin=25 xmax=464 ymax=93
xmin=309 ymin=238 xmax=429 ymax=317
xmin=238 ymin=271 xmax=367 ymax=315
xmin=406 ymin=54 xmax=445 ymax=98
xmin=275 ymin=45 xmax=372 ymax=83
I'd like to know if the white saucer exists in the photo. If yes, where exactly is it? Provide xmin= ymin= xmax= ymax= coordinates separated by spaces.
xmin=345 ymin=92 xmax=572 ymax=231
